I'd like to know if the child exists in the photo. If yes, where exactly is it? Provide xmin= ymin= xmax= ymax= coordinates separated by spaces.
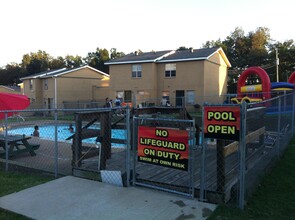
xmin=33 ymin=125 xmax=39 ymax=137
xmin=115 ymin=97 xmax=121 ymax=107
xmin=69 ymin=124 xmax=74 ymax=133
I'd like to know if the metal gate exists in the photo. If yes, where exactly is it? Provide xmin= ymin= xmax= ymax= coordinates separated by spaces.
xmin=132 ymin=117 xmax=196 ymax=198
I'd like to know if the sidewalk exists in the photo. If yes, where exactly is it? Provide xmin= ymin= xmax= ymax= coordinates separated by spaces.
xmin=0 ymin=176 xmax=216 ymax=220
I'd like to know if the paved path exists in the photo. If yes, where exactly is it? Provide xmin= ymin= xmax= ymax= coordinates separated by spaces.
xmin=0 ymin=176 xmax=216 ymax=220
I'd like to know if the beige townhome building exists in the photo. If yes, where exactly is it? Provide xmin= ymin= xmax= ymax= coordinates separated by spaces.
xmin=105 ymin=47 xmax=231 ymax=110
xmin=20 ymin=48 xmax=231 ymax=110
xmin=0 ymin=85 xmax=21 ymax=94
xmin=20 ymin=65 xmax=110 ymax=109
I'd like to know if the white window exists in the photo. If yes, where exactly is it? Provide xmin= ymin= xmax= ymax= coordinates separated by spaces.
xmin=132 ymin=65 xmax=142 ymax=78
xmin=116 ymin=91 xmax=124 ymax=99
xmin=29 ymin=79 xmax=33 ymax=90
xmin=137 ymin=90 xmax=145 ymax=96
xmin=165 ymin=64 xmax=176 ymax=77
xmin=187 ymin=90 xmax=195 ymax=104
xmin=44 ymin=79 xmax=48 ymax=90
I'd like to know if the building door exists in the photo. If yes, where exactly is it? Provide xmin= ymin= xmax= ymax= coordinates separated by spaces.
xmin=124 ymin=90 xmax=132 ymax=102
xmin=48 ymin=98 xmax=51 ymax=109
xmin=176 ymin=90 xmax=184 ymax=107
xmin=48 ymin=98 xmax=54 ymax=109
xmin=47 ymin=98 xmax=53 ymax=115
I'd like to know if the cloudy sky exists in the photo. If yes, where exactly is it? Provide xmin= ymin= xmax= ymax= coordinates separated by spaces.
xmin=0 ymin=0 xmax=294 ymax=66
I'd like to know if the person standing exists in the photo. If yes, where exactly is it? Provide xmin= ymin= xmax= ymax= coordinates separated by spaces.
xmin=115 ymin=97 xmax=121 ymax=107
xmin=161 ymin=97 xmax=167 ymax=106
xmin=33 ymin=125 xmax=40 ymax=137
xmin=195 ymin=124 xmax=201 ymax=145
xmin=69 ymin=124 xmax=74 ymax=133
xmin=105 ymin=98 xmax=111 ymax=108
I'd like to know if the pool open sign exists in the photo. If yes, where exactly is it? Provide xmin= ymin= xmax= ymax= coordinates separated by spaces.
xmin=204 ymin=106 xmax=241 ymax=141
xmin=137 ymin=126 xmax=189 ymax=171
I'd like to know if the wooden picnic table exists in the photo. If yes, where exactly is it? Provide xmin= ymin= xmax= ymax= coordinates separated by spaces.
xmin=0 ymin=134 xmax=40 ymax=158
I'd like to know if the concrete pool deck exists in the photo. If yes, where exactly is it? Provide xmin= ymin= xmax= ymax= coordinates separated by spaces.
xmin=0 ymin=176 xmax=217 ymax=220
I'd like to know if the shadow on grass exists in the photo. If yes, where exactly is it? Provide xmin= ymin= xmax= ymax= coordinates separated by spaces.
xmin=208 ymin=137 xmax=295 ymax=219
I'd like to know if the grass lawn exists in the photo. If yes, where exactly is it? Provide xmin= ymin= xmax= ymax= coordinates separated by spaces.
xmin=208 ymin=137 xmax=295 ymax=219
xmin=0 ymin=169 xmax=55 ymax=220
xmin=1 ymin=138 xmax=295 ymax=219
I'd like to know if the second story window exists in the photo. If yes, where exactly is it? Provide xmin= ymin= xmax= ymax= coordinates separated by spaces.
xmin=44 ymin=79 xmax=48 ymax=90
xmin=29 ymin=79 xmax=33 ymax=90
xmin=165 ymin=63 xmax=176 ymax=77
xmin=132 ymin=64 xmax=142 ymax=78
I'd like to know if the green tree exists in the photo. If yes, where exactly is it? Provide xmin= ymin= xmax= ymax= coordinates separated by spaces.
xmin=247 ymin=27 xmax=270 ymax=66
xmin=49 ymin=56 xmax=66 ymax=70
xmin=202 ymin=39 xmax=223 ymax=49
xmin=64 ymin=55 xmax=83 ymax=68
xmin=84 ymin=48 xmax=110 ymax=73
xmin=202 ymin=27 xmax=273 ymax=92
xmin=0 ymin=67 xmax=7 ymax=85
xmin=21 ymin=50 xmax=50 ymax=74
xmin=110 ymin=48 xmax=125 ymax=59
xmin=203 ymin=27 xmax=271 ymax=68
xmin=268 ymin=40 xmax=295 ymax=82
xmin=0 ymin=63 xmax=26 ymax=85
xmin=177 ymin=46 xmax=189 ymax=51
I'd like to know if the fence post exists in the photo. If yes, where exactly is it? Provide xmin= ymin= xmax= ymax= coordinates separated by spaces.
xmin=216 ymin=139 xmax=225 ymax=193
xmin=238 ymin=101 xmax=247 ymax=210
xmin=54 ymin=109 xmax=58 ymax=178
xmin=132 ymin=117 xmax=137 ymax=185
xmin=5 ymin=112 xmax=8 ymax=171
xmin=126 ymin=106 xmax=131 ymax=187
xmin=190 ymin=120 xmax=196 ymax=199
xmin=199 ymin=104 xmax=206 ymax=202
xmin=292 ymin=92 xmax=295 ymax=135
xmin=277 ymin=96 xmax=281 ymax=158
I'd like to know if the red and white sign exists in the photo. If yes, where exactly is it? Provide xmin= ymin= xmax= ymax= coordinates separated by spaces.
xmin=204 ymin=106 xmax=241 ymax=141
xmin=138 ymin=126 xmax=189 ymax=171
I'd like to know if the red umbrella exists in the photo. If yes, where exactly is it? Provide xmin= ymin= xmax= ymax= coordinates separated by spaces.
xmin=0 ymin=93 xmax=30 ymax=120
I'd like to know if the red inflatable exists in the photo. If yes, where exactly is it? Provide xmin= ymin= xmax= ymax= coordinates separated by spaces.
xmin=237 ymin=67 xmax=271 ymax=101
xmin=288 ymin=71 xmax=295 ymax=84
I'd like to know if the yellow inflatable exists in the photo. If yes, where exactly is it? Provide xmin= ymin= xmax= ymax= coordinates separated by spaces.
xmin=231 ymin=96 xmax=262 ymax=104
xmin=240 ymin=84 xmax=262 ymax=93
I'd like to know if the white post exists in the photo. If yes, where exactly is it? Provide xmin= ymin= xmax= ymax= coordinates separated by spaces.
xmin=54 ymin=77 xmax=57 ymax=108
xmin=276 ymin=48 xmax=279 ymax=82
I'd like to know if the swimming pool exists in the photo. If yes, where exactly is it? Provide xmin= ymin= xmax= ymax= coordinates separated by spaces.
xmin=8 ymin=124 xmax=126 ymax=147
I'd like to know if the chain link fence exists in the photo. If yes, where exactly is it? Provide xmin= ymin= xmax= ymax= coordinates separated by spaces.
xmin=134 ymin=94 xmax=236 ymax=112
xmin=200 ymin=92 xmax=295 ymax=208
xmin=0 ymin=106 xmax=130 ymax=186
xmin=1 ymin=92 xmax=294 ymax=208
xmin=132 ymin=116 xmax=196 ymax=198
xmin=241 ymin=93 xmax=294 ymax=205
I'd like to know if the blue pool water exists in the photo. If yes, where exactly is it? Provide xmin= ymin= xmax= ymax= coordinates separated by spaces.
xmin=8 ymin=125 xmax=126 ymax=147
